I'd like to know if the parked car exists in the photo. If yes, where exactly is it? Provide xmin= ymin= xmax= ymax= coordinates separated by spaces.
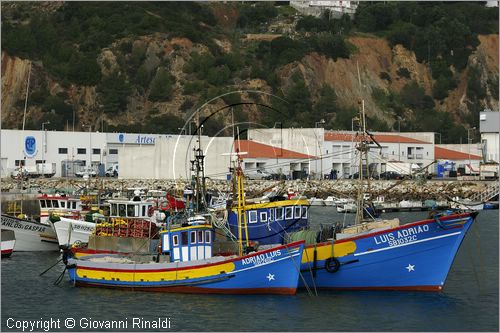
xmin=379 ymin=171 xmax=403 ymax=180
xmin=349 ymin=171 xmax=379 ymax=179
xmin=245 ymin=169 xmax=272 ymax=180
xmin=269 ymin=173 xmax=287 ymax=180
xmin=75 ymin=167 xmax=97 ymax=178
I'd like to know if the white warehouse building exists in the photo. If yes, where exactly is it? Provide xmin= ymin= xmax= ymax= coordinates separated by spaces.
xmin=0 ymin=129 xmax=169 ymax=178
xmin=480 ymin=110 xmax=499 ymax=163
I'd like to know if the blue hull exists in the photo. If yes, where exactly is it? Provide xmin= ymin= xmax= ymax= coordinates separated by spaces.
xmin=66 ymin=241 xmax=305 ymax=295
xmin=299 ymin=213 xmax=476 ymax=291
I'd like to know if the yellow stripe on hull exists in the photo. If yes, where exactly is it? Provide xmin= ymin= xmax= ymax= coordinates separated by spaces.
xmin=302 ymin=241 xmax=356 ymax=264
xmin=77 ymin=262 xmax=236 ymax=282
xmin=239 ymin=199 xmax=310 ymax=211
xmin=159 ymin=224 xmax=212 ymax=234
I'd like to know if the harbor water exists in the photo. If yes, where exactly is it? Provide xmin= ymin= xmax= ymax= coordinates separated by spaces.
xmin=1 ymin=209 xmax=498 ymax=331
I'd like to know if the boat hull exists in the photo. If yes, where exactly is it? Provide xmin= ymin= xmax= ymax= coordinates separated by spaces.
xmin=299 ymin=213 xmax=476 ymax=291
xmin=51 ymin=217 xmax=95 ymax=248
xmin=1 ymin=215 xmax=59 ymax=251
xmin=1 ymin=229 xmax=16 ymax=257
xmin=67 ymin=241 xmax=304 ymax=295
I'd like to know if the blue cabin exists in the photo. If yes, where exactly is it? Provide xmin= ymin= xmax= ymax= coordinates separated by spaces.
xmin=227 ymin=199 xmax=310 ymax=245
xmin=160 ymin=224 xmax=213 ymax=262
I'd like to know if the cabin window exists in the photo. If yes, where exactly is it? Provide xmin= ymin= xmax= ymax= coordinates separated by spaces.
xmin=118 ymin=204 xmax=126 ymax=216
xmin=260 ymin=211 xmax=268 ymax=222
xmin=248 ymin=211 xmax=258 ymax=223
xmin=181 ymin=232 xmax=188 ymax=245
xmin=190 ymin=231 xmax=196 ymax=244
xmin=302 ymin=206 xmax=308 ymax=218
xmin=285 ymin=207 xmax=293 ymax=220
xmin=46 ymin=200 xmax=52 ymax=208
xmin=127 ymin=205 xmax=136 ymax=217
xmin=40 ymin=200 xmax=46 ymax=208
xmin=205 ymin=231 xmax=211 ymax=243
xmin=60 ymin=201 xmax=66 ymax=208
xmin=294 ymin=206 xmax=301 ymax=219
xmin=142 ymin=206 xmax=146 ymax=217
xmin=198 ymin=230 xmax=204 ymax=243
xmin=276 ymin=208 xmax=284 ymax=221
xmin=269 ymin=208 xmax=274 ymax=221
xmin=111 ymin=204 xmax=117 ymax=216
xmin=172 ymin=235 xmax=179 ymax=246
xmin=52 ymin=200 xmax=59 ymax=208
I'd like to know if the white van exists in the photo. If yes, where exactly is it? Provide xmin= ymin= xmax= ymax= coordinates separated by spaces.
xmin=105 ymin=164 xmax=119 ymax=177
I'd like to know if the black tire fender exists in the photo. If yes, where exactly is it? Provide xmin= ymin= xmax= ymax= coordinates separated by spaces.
xmin=325 ymin=257 xmax=340 ymax=273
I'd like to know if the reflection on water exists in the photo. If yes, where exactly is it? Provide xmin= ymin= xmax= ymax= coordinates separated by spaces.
xmin=1 ymin=209 xmax=498 ymax=331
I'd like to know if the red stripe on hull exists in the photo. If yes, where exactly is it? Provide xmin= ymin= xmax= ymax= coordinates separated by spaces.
xmin=75 ymin=282 xmax=296 ymax=295
xmin=311 ymin=285 xmax=443 ymax=292
xmin=1 ymin=249 xmax=13 ymax=258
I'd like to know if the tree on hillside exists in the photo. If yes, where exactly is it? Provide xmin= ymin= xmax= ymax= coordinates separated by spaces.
xmin=314 ymin=84 xmax=337 ymax=117
xmin=149 ymin=67 xmax=175 ymax=102
xmin=97 ymin=71 xmax=132 ymax=115
xmin=285 ymin=73 xmax=313 ymax=120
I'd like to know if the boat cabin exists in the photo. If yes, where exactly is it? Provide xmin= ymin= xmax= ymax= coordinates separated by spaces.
xmin=38 ymin=194 xmax=84 ymax=224
xmin=38 ymin=194 xmax=82 ymax=211
xmin=107 ymin=199 xmax=155 ymax=219
xmin=160 ymin=224 xmax=213 ymax=262
xmin=228 ymin=199 xmax=310 ymax=245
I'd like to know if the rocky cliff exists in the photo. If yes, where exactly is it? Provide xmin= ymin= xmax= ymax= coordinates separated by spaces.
xmin=1 ymin=2 xmax=498 ymax=136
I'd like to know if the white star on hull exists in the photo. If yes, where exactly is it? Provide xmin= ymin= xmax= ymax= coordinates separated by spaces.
xmin=406 ymin=264 xmax=415 ymax=272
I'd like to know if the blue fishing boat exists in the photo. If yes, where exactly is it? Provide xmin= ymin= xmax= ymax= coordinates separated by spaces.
xmin=296 ymin=105 xmax=480 ymax=291
xmin=65 ymin=235 xmax=305 ymax=294
xmin=227 ymin=198 xmax=310 ymax=245
xmin=64 ymin=137 xmax=305 ymax=295
xmin=299 ymin=211 xmax=477 ymax=291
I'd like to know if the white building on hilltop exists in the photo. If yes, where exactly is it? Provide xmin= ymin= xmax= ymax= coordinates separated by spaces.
xmin=479 ymin=110 xmax=499 ymax=163
xmin=290 ymin=0 xmax=358 ymax=18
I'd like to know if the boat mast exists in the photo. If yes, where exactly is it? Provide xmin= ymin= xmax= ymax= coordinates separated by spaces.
xmin=232 ymin=127 xmax=250 ymax=256
xmin=354 ymin=102 xmax=368 ymax=225
xmin=190 ymin=122 xmax=206 ymax=214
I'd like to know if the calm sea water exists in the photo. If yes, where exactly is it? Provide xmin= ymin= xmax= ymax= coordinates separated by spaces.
xmin=1 ymin=209 xmax=498 ymax=332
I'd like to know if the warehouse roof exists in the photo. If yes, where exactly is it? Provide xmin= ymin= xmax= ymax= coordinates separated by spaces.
xmin=235 ymin=140 xmax=314 ymax=159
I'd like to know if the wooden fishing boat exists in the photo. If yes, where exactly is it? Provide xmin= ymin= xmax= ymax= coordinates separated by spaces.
xmin=65 ymin=231 xmax=305 ymax=294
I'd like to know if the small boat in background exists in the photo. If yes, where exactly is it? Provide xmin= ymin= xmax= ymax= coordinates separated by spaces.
xmin=308 ymin=197 xmax=325 ymax=206
xmin=450 ymin=197 xmax=484 ymax=211
xmin=323 ymin=196 xmax=336 ymax=207
xmin=336 ymin=200 xmax=356 ymax=213
xmin=1 ymin=230 xmax=16 ymax=258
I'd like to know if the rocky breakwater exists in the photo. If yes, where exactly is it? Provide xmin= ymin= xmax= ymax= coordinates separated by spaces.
xmin=1 ymin=177 xmax=494 ymax=202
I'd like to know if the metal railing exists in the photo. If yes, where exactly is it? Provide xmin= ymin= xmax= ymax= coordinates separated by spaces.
xmin=469 ymin=183 xmax=499 ymax=202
